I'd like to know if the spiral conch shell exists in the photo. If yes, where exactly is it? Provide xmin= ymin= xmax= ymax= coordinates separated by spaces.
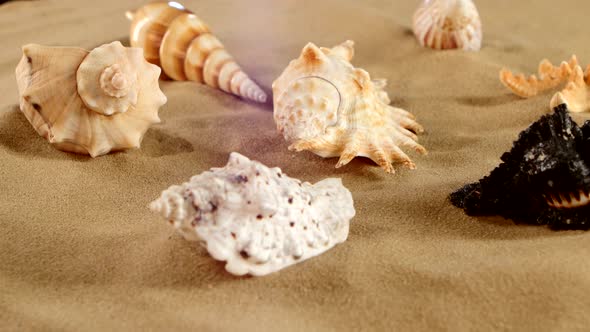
xmin=412 ymin=0 xmax=482 ymax=51
xmin=126 ymin=1 xmax=267 ymax=103
xmin=15 ymin=41 xmax=167 ymax=157
xmin=272 ymin=41 xmax=426 ymax=174
xmin=150 ymin=152 xmax=355 ymax=276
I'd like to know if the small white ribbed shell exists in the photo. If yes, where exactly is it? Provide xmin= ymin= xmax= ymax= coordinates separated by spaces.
xmin=413 ymin=0 xmax=482 ymax=51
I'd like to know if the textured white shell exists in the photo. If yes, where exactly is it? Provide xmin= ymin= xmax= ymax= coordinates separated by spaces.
xmin=15 ymin=41 xmax=167 ymax=157
xmin=149 ymin=152 xmax=355 ymax=276
xmin=272 ymin=40 xmax=426 ymax=174
xmin=413 ymin=0 xmax=482 ymax=51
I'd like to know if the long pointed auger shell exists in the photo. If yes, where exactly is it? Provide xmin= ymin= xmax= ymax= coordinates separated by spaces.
xmin=413 ymin=0 xmax=482 ymax=51
xmin=127 ymin=1 xmax=267 ymax=103
xmin=15 ymin=41 xmax=167 ymax=157
xmin=272 ymin=41 xmax=426 ymax=174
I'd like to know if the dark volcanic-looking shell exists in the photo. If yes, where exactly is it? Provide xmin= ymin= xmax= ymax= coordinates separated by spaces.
xmin=450 ymin=104 xmax=590 ymax=230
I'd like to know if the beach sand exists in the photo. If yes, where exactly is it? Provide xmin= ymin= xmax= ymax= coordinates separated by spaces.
xmin=1 ymin=0 xmax=590 ymax=330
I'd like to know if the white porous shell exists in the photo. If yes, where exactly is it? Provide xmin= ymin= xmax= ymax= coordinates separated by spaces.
xmin=149 ymin=152 xmax=356 ymax=276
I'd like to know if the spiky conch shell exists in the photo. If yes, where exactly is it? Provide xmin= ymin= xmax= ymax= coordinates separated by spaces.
xmin=15 ymin=41 xmax=167 ymax=157
xmin=412 ymin=0 xmax=482 ymax=51
xmin=126 ymin=1 xmax=267 ymax=103
xmin=149 ymin=152 xmax=355 ymax=276
xmin=272 ymin=40 xmax=426 ymax=174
